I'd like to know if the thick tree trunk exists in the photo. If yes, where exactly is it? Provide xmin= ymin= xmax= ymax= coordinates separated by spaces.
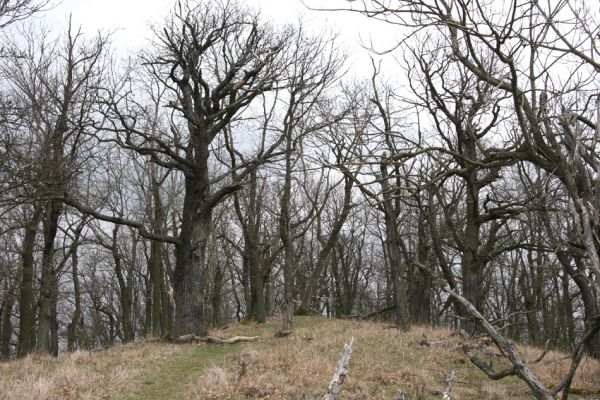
xmin=17 ymin=206 xmax=42 ymax=357
xmin=37 ymin=199 xmax=62 ymax=355
xmin=461 ymin=177 xmax=484 ymax=333
xmin=173 ymin=174 xmax=210 ymax=337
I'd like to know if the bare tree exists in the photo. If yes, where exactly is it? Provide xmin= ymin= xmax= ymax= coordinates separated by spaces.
xmin=90 ymin=0 xmax=296 ymax=337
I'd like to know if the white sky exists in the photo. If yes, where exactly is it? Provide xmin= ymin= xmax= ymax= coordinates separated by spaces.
xmin=41 ymin=0 xmax=401 ymax=77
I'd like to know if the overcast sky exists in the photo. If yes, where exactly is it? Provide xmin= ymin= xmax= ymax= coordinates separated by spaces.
xmin=41 ymin=0 xmax=400 ymax=77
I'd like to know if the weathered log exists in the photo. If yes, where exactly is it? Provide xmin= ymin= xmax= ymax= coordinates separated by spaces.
xmin=173 ymin=334 xmax=259 ymax=344
xmin=324 ymin=337 xmax=355 ymax=400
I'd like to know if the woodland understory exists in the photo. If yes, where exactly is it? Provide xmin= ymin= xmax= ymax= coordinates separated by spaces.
xmin=0 ymin=0 xmax=599 ymax=399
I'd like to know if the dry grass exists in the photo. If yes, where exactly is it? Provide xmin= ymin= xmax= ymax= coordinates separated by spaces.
xmin=192 ymin=317 xmax=600 ymax=399
xmin=0 ymin=340 xmax=184 ymax=400
xmin=0 ymin=317 xmax=599 ymax=399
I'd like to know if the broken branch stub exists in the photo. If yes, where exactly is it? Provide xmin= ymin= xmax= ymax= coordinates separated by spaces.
xmin=324 ymin=337 xmax=355 ymax=400
xmin=442 ymin=370 xmax=456 ymax=400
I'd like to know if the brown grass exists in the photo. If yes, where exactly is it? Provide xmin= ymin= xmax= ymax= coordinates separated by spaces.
xmin=0 ymin=340 xmax=184 ymax=400
xmin=192 ymin=317 xmax=600 ymax=399
xmin=0 ymin=317 xmax=598 ymax=399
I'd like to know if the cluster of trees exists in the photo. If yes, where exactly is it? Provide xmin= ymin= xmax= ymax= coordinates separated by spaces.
xmin=0 ymin=0 xmax=598 ymax=396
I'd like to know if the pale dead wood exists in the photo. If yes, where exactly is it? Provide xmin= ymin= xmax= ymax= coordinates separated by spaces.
xmin=444 ymin=286 xmax=555 ymax=400
xmin=442 ymin=370 xmax=456 ymax=400
xmin=323 ymin=337 xmax=354 ymax=400
xmin=173 ymin=334 xmax=260 ymax=344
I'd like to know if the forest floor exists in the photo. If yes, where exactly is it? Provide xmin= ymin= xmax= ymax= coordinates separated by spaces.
xmin=1 ymin=316 xmax=599 ymax=399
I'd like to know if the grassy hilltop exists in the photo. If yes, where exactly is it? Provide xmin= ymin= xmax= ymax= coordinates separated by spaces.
xmin=1 ymin=317 xmax=599 ymax=399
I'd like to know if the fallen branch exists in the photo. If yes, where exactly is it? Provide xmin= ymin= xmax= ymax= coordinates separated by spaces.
xmin=553 ymin=314 xmax=600 ymax=399
xmin=324 ymin=337 xmax=355 ymax=400
xmin=443 ymin=286 xmax=555 ymax=400
xmin=463 ymin=346 xmax=516 ymax=380
xmin=442 ymin=370 xmax=456 ymax=400
xmin=173 ymin=334 xmax=260 ymax=344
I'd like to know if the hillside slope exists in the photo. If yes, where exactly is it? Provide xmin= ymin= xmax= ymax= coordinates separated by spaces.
xmin=1 ymin=317 xmax=599 ymax=399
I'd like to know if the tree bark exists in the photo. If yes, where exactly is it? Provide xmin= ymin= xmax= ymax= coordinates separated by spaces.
xmin=67 ymin=222 xmax=84 ymax=351
xmin=173 ymin=173 xmax=210 ymax=337
xmin=279 ymin=129 xmax=295 ymax=331
xmin=37 ymin=199 xmax=62 ymax=355
xmin=17 ymin=206 xmax=42 ymax=357
xmin=380 ymin=162 xmax=410 ymax=331
xmin=1 ymin=280 xmax=16 ymax=359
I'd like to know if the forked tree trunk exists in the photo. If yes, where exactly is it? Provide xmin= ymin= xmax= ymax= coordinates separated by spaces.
xmin=380 ymin=163 xmax=410 ymax=331
xmin=37 ymin=199 xmax=62 ymax=355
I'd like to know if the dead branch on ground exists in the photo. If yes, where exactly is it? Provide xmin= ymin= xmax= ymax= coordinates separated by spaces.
xmin=323 ymin=337 xmax=354 ymax=400
xmin=173 ymin=334 xmax=260 ymax=344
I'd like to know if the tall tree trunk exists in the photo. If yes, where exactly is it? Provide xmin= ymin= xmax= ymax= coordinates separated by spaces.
xmin=67 ymin=223 xmax=84 ymax=351
xmin=149 ymin=164 xmax=166 ymax=337
xmin=112 ymin=226 xmax=135 ymax=343
xmin=37 ymin=199 xmax=62 ymax=355
xmin=234 ymin=171 xmax=268 ymax=324
xmin=380 ymin=162 xmax=410 ymax=331
xmin=279 ymin=133 xmax=295 ymax=331
xmin=18 ymin=206 xmax=42 ymax=357
xmin=410 ymin=213 xmax=432 ymax=325
xmin=173 ymin=173 xmax=210 ymax=337
xmin=461 ymin=172 xmax=485 ymax=334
